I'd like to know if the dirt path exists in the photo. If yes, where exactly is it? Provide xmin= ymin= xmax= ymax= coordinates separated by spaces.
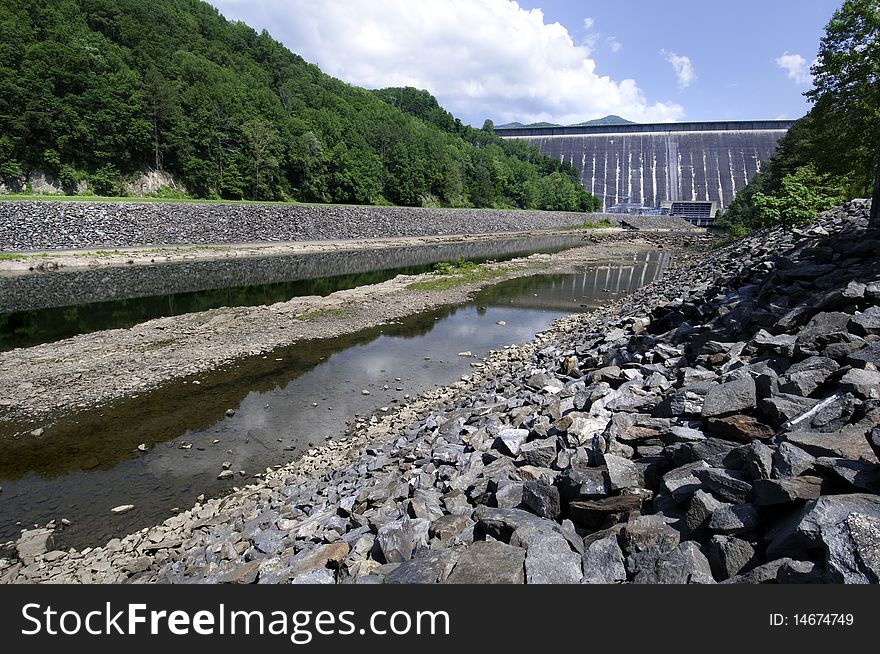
xmin=0 ymin=232 xmax=710 ymax=431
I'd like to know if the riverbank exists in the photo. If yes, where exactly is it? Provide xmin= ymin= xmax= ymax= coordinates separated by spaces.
xmin=5 ymin=200 xmax=878 ymax=584
xmin=0 ymin=232 xmax=707 ymax=431
xmin=0 ymin=199 xmax=700 ymax=252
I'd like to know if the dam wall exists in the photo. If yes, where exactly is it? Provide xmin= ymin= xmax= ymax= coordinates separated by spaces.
xmin=496 ymin=120 xmax=794 ymax=211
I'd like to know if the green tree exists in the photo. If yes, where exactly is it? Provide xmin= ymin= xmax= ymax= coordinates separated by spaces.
xmin=752 ymin=164 xmax=847 ymax=230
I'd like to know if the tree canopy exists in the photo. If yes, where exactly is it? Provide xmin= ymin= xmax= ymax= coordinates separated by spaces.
xmin=0 ymin=0 xmax=599 ymax=212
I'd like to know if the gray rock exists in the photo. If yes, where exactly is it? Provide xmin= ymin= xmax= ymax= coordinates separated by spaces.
xmin=15 ymin=528 xmax=54 ymax=566
xmin=524 ymin=533 xmax=583 ymax=584
xmin=732 ymin=440 xmax=774 ymax=480
xmin=631 ymin=541 xmax=715 ymax=584
xmin=784 ymin=430 xmax=878 ymax=461
xmin=496 ymin=428 xmax=530 ymax=456
xmin=385 ymin=548 xmax=461 ymax=584
xmin=709 ymin=503 xmax=760 ymax=535
xmin=707 ymin=535 xmax=758 ymax=581
xmin=778 ymin=356 xmax=840 ymax=397
xmin=848 ymin=341 xmax=880 ymax=369
xmin=662 ymin=461 xmax=710 ymax=502
xmin=839 ymin=368 xmax=880 ymax=400
xmin=701 ymin=377 xmax=756 ymax=418
xmin=557 ymin=467 xmax=610 ymax=500
xmin=287 ymin=542 xmax=350 ymax=582
xmin=766 ymin=493 xmax=880 ymax=559
xmin=445 ymin=541 xmax=525 ymax=584
xmin=660 ymin=425 xmax=707 ymax=445
xmin=773 ymin=442 xmax=816 ymax=478
xmin=758 ymin=394 xmax=820 ymax=428
xmin=621 ymin=514 xmax=680 ymax=555
xmin=517 ymin=438 xmax=557 ymax=468
xmin=377 ymin=518 xmax=415 ymax=564
xmin=814 ymin=457 xmax=880 ymax=492
xmin=686 ymin=489 xmax=730 ymax=533
xmin=429 ymin=514 xmax=474 ymax=541
xmin=751 ymin=476 xmax=824 ymax=505
xmin=704 ymin=415 xmax=775 ymax=443
xmin=568 ymin=495 xmax=642 ymax=529
xmin=602 ymin=454 xmax=639 ymax=490
xmin=693 ymin=467 xmax=753 ymax=503
xmin=848 ymin=306 xmax=880 ymax=336
xmin=581 ymin=532 xmax=627 ymax=584
xmin=495 ymin=481 xmax=525 ymax=509
xmin=824 ymin=513 xmax=880 ymax=583
xmin=522 ymin=480 xmax=560 ymax=520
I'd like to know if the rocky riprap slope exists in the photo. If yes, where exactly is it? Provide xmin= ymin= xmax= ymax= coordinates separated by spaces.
xmin=0 ymin=201 xmax=698 ymax=251
xmin=4 ymin=201 xmax=878 ymax=584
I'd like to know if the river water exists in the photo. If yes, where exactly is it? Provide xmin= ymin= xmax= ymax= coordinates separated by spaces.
xmin=0 ymin=251 xmax=672 ymax=548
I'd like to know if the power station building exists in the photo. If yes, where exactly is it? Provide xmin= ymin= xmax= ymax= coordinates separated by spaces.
xmin=495 ymin=120 xmax=794 ymax=226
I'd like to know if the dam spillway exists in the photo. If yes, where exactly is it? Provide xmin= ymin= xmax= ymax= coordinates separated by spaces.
xmin=495 ymin=120 xmax=794 ymax=212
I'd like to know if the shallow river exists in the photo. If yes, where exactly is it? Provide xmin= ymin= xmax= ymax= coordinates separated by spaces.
xmin=0 ymin=251 xmax=671 ymax=548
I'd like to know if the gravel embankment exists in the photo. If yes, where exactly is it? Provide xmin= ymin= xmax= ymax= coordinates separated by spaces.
xmin=0 ymin=201 xmax=697 ymax=252
xmin=5 ymin=200 xmax=877 ymax=584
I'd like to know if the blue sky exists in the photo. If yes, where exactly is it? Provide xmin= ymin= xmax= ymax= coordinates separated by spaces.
xmin=210 ymin=0 xmax=843 ymax=125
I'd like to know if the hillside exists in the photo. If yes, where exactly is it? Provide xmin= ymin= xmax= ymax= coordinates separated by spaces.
xmin=0 ymin=0 xmax=599 ymax=212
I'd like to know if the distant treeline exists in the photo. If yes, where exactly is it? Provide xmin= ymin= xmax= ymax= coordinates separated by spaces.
xmin=0 ymin=0 xmax=600 ymax=212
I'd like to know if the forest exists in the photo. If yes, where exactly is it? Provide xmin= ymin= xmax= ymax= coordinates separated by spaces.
xmin=0 ymin=0 xmax=600 ymax=212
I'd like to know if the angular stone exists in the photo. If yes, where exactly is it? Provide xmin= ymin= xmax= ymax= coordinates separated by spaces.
xmin=654 ymin=388 xmax=704 ymax=418
xmin=566 ymin=414 xmax=611 ymax=447
xmin=445 ymin=541 xmax=525 ymax=584
xmin=729 ymin=440 xmax=774 ymax=480
xmin=784 ymin=430 xmax=878 ymax=462
xmin=631 ymin=541 xmax=715 ymax=584
xmin=824 ymin=513 xmax=880 ymax=584
xmin=581 ymin=532 xmax=627 ymax=584
xmin=287 ymin=542 xmax=350 ymax=581
xmin=686 ymin=489 xmax=730 ymax=533
xmin=495 ymin=481 xmax=524 ymax=509
xmin=568 ymin=495 xmax=642 ymax=529
xmin=557 ymin=467 xmax=610 ymax=500
xmin=693 ymin=467 xmax=752 ymax=503
xmin=496 ymin=429 xmax=530 ymax=456
xmin=750 ymin=329 xmax=797 ymax=356
xmin=377 ymin=518 xmax=415 ymax=564
xmin=517 ymin=438 xmax=557 ymax=468
xmin=848 ymin=342 xmax=880 ymax=369
xmin=525 ymin=533 xmax=583 ymax=584
xmin=848 ymin=306 xmax=880 ymax=336
xmin=621 ymin=514 xmax=680 ymax=555
xmin=522 ymin=480 xmax=560 ymax=520
xmin=662 ymin=461 xmax=710 ymax=502
xmin=603 ymin=454 xmax=639 ymax=491
xmin=475 ymin=506 xmax=566 ymax=545
xmin=839 ymin=368 xmax=880 ymax=400
xmin=773 ymin=442 xmax=816 ymax=478
xmin=15 ymin=528 xmax=54 ymax=566
xmin=385 ymin=549 xmax=460 ymax=584
xmin=751 ymin=476 xmax=824 ymax=505
xmin=701 ymin=377 xmax=756 ymax=418
xmin=814 ymin=457 xmax=880 ymax=492
xmin=766 ymin=493 xmax=880 ymax=559
xmin=218 ymin=560 xmax=261 ymax=584
xmin=430 ymin=514 xmax=474 ymax=541
xmin=705 ymin=415 xmax=774 ymax=443
xmin=660 ymin=425 xmax=707 ymax=445
xmin=709 ymin=503 xmax=759 ymax=535
xmin=758 ymin=394 xmax=820 ymax=428
xmin=796 ymin=312 xmax=851 ymax=350
xmin=707 ymin=535 xmax=758 ymax=581
xmin=778 ymin=356 xmax=839 ymax=397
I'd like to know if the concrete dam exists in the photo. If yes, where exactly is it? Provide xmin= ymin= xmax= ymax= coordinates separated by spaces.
xmin=495 ymin=120 xmax=794 ymax=217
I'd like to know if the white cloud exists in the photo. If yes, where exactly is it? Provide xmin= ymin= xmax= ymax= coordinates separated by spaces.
xmin=661 ymin=49 xmax=695 ymax=91
xmin=776 ymin=52 xmax=812 ymax=85
xmin=583 ymin=17 xmax=594 ymax=30
xmin=209 ymin=0 xmax=684 ymax=125
xmin=607 ymin=37 xmax=622 ymax=53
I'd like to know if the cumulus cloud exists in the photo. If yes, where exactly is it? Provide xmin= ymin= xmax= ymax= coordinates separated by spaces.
xmin=776 ymin=52 xmax=812 ymax=85
xmin=607 ymin=37 xmax=622 ymax=53
xmin=209 ymin=0 xmax=683 ymax=125
xmin=583 ymin=17 xmax=594 ymax=30
xmin=661 ymin=49 xmax=695 ymax=91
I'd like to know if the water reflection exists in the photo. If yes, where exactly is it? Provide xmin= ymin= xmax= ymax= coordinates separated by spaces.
xmin=0 ymin=235 xmax=583 ymax=350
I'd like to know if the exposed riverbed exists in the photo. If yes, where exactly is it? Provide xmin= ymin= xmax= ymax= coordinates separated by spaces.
xmin=0 ymin=252 xmax=674 ymax=548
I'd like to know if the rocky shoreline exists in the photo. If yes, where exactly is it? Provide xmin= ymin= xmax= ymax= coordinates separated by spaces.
xmin=3 ymin=200 xmax=879 ymax=584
